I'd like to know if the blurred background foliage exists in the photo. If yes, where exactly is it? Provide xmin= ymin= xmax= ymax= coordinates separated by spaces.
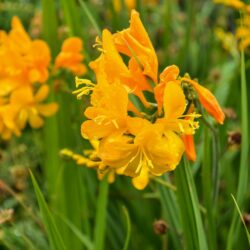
xmin=0 ymin=0 xmax=249 ymax=249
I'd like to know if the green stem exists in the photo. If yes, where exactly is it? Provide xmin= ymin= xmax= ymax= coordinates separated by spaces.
xmin=227 ymin=44 xmax=249 ymax=250
xmin=202 ymin=128 xmax=217 ymax=250
xmin=94 ymin=176 xmax=109 ymax=250
xmin=78 ymin=0 xmax=101 ymax=36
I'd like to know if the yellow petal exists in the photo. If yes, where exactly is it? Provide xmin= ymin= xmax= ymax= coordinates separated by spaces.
xmin=99 ymin=135 xmax=138 ymax=170
xmin=81 ymin=120 xmax=117 ymax=139
xmin=28 ymin=109 xmax=44 ymax=128
xmin=132 ymin=166 xmax=149 ymax=190
xmin=148 ymin=130 xmax=185 ymax=175
xmin=35 ymin=85 xmax=49 ymax=102
xmin=182 ymin=134 xmax=196 ymax=161
xmin=36 ymin=103 xmax=58 ymax=117
xmin=163 ymin=82 xmax=186 ymax=119
xmin=184 ymin=78 xmax=225 ymax=124
xmin=10 ymin=86 xmax=34 ymax=104
xmin=17 ymin=109 xmax=28 ymax=129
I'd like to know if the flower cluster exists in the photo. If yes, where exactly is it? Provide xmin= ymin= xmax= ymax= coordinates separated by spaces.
xmin=214 ymin=0 xmax=250 ymax=50
xmin=0 ymin=16 xmax=86 ymax=140
xmin=73 ymin=10 xmax=224 ymax=189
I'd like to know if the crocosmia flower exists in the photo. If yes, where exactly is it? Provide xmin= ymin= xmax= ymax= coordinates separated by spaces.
xmin=55 ymin=37 xmax=87 ymax=75
xmin=72 ymin=10 xmax=224 ymax=189
xmin=0 ymin=16 xmax=58 ymax=139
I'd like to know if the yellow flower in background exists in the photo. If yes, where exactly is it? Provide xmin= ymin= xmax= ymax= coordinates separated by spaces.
xmin=1 ymin=17 xmax=50 ymax=87
xmin=214 ymin=0 xmax=245 ymax=9
xmin=236 ymin=15 xmax=250 ymax=50
xmin=112 ymin=0 xmax=122 ymax=13
xmin=0 ymin=103 xmax=20 ymax=140
xmin=124 ymin=0 xmax=136 ymax=11
xmin=215 ymin=28 xmax=238 ymax=56
xmin=55 ymin=37 xmax=87 ymax=76
xmin=10 ymin=85 xmax=58 ymax=129
xmin=113 ymin=0 xmax=158 ymax=14
xmin=0 ymin=16 xmax=65 ymax=139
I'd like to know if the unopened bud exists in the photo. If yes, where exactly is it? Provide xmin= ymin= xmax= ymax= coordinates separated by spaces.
xmin=243 ymin=213 xmax=250 ymax=227
xmin=153 ymin=220 xmax=168 ymax=235
xmin=227 ymin=131 xmax=241 ymax=146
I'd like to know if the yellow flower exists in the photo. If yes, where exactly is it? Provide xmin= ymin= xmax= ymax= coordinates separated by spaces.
xmin=10 ymin=85 xmax=58 ymax=129
xmin=0 ymin=16 xmax=51 ymax=96
xmin=78 ymin=73 xmax=128 ymax=139
xmin=157 ymin=82 xmax=200 ymax=135
xmin=113 ymin=10 xmax=158 ymax=84
xmin=154 ymin=65 xmax=180 ymax=113
xmin=125 ymin=0 xmax=136 ymax=11
xmin=73 ymin=9 xmax=224 ymax=190
xmin=213 ymin=0 xmax=245 ymax=9
xmin=215 ymin=28 xmax=238 ymax=56
xmin=0 ymin=16 xmax=59 ymax=139
xmin=236 ymin=15 xmax=250 ymax=50
xmin=182 ymin=77 xmax=225 ymax=124
xmin=55 ymin=37 xmax=87 ymax=75
xmin=90 ymin=29 xmax=150 ymax=106
xmin=9 ymin=16 xmax=51 ymax=83
xmin=99 ymin=118 xmax=184 ymax=189
xmin=0 ymin=103 xmax=20 ymax=140
xmin=112 ymin=0 xmax=122 ymax=13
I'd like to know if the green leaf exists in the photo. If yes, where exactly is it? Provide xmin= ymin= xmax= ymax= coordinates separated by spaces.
xmin=56 ymin=213 xmax=94 ymax=250
xmin=122 ymin=206 xmax=131 ymax=250
xmin=158 ymin=175 xmax=182 ymax=250
xmin=175 ymin=158 xmax=208 ymax=250
xmin=94 ymin=176 xmax=109 ymax=250
xmin=29 ymin=171 xmax=66 ymax=250
xmin=227 ymin=40 xmax=249 ymax=250
xmin=78 ymin=0 xmax=101 ymax=36
xmin=231 ymin=194 xmax=250 ymax=246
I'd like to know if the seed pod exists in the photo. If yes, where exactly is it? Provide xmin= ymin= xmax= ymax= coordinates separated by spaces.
xmin=153 ymin=219 xmax=168 ymax=235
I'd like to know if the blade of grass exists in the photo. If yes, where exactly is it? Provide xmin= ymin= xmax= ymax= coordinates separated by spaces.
xmin=94 ymin=176 xmax=109 ymax=250
xmin=231 ymin=194 xmax=250 ymax=246
xmin=78 ymin=0 xmax=101 ymax=36
xmin=227 ymin=41 xmax=249 ymax=250
xmin=41 ymin=0 xmax=59 ymax=57
xmin=60 ymin=0 xmax=82 ymax=37
xmin=29 ymin=171 xmax=66 ymax=250
xmin=56 ymin=212 xmax=94 ymax=250
xmin=202 ymin=127 xmax=217 ymax=250
xmin=122 ymin=206 xmax=131 ymax=250
xmin=41 ymin=0 xmax=60 ymax=198
xmin=174 ymin=158 xmax=208 ymax=250
xmin=157 ymin=175 xmax=183 ymax=250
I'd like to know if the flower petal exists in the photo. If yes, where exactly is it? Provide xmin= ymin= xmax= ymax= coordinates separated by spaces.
xmin=35 ymin=85 xmax=49 ymax=102
xmin=182 ymin=134 xmax=197 ymax=161
xmin=163 ymin=82 xmax=186 ymax=119
xmin=36 ymin=103 xmax=58 ymax=117
xmin=132 ymin=166 xmax=149 ymax=190
xmin=185 ymin=78 xmax=225 ymax=124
